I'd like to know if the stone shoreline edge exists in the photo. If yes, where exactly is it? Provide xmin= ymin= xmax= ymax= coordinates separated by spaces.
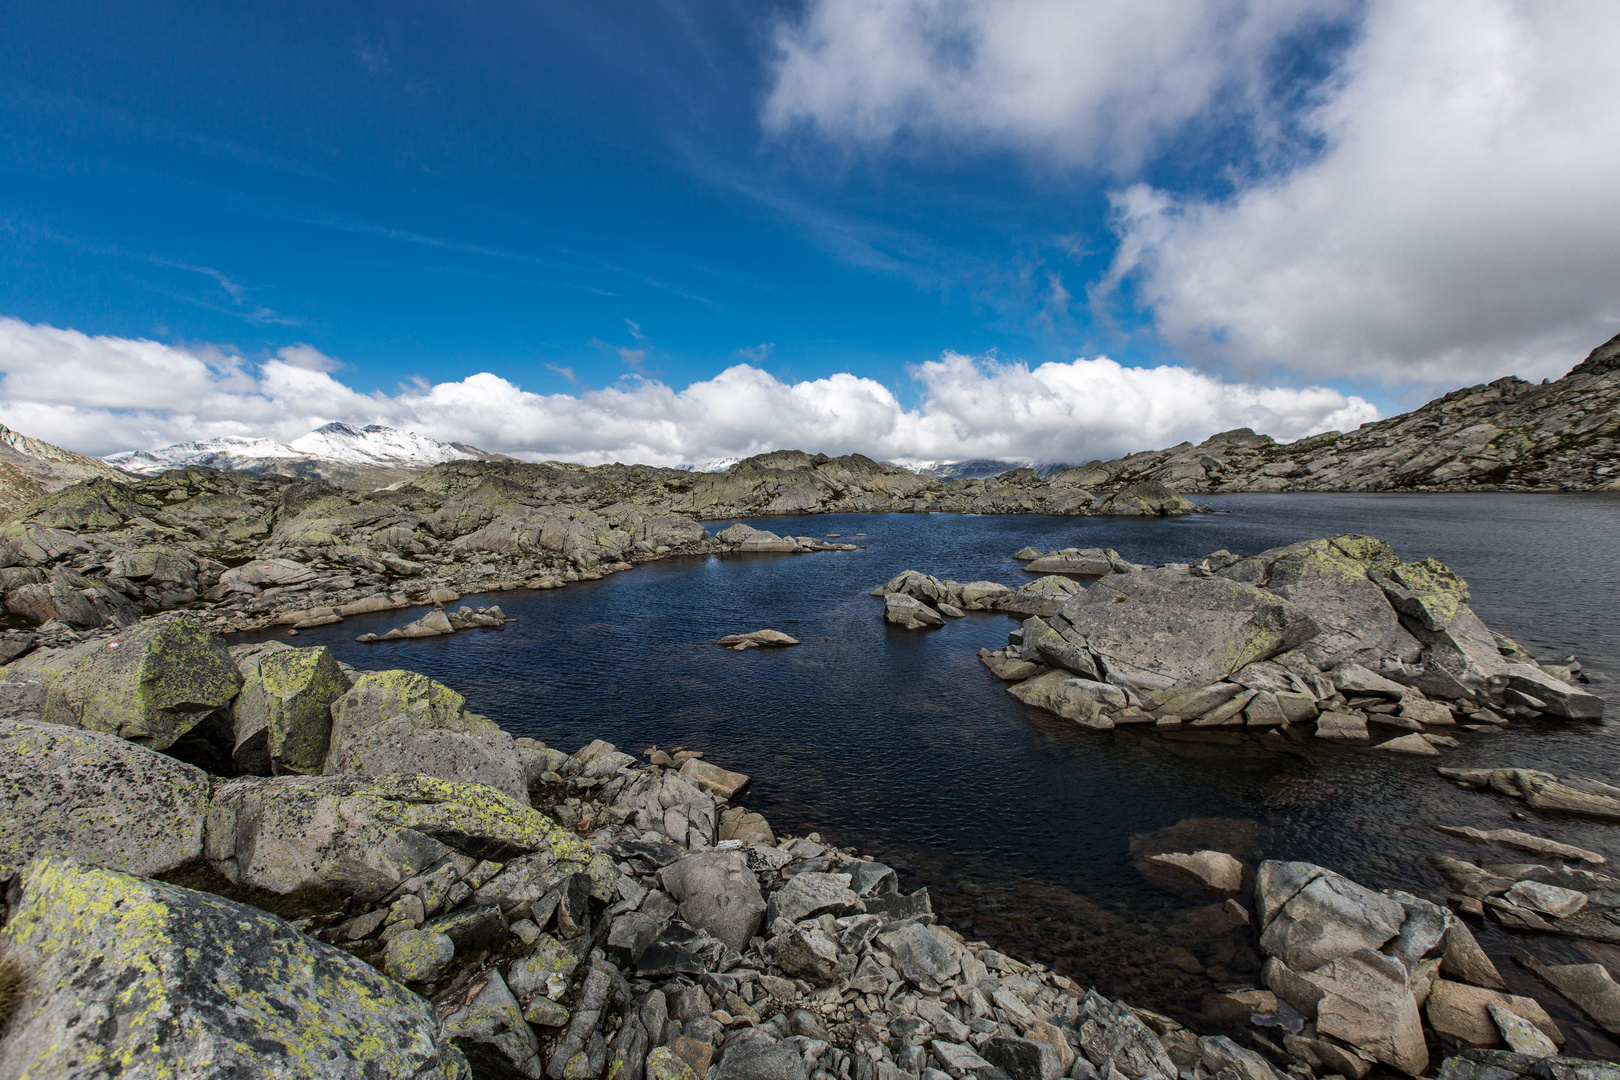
xmin=1 ymin=526 xmax=1619 ymax=1077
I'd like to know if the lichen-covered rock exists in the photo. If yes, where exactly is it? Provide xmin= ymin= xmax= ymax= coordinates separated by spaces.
xmin=442 ymin=970 xmax=542 ymax=1079
xmin=205 ymin=772 xmax=591 ymax=901
xmin=0 ymin=854 xmax=470 ymax=1079
xmin=323 ymin=670 xmax=526 ymax=799
xmin=231 ymin=645 xmax=350 ymax=775
xmin=23 ymin=613 xmax=242 ymax=750
xmin=385 ymin=928 xmax=457 ymax=984
xmin=0 ymin=717 xmax=211 ymax=876
xmin=1258 ymin=538 xmax=1415 ymax=670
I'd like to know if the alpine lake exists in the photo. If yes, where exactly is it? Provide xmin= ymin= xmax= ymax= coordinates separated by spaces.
xmin=270 ymin=491 xmax=1620 ymax=1056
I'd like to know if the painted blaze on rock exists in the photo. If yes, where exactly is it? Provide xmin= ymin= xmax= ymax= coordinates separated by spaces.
xmin=0 ymin=854 xmax=470 ymax=1079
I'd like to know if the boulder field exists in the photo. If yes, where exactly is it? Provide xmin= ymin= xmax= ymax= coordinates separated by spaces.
xmin=0 ymin=535 xmax=1618 ymax=1077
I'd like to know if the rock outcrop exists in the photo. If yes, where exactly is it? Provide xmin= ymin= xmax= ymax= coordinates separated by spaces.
xmin=1057 ymin=333 xmax=1620 ymax=494
xmin=0 ymin=854 xmax=470 ymax=1078
xmin=0 ymin=422 xmax=129 ymax=523
xmin=978 ymin=534 xmax=1603 ymax=735
xmin=205 ymin=772 xmax=598 ymax=901
xmin=0 ymin=440 xmax=1201 ymax=646
xmin=0 ymin=612 xmax=242 ymax=751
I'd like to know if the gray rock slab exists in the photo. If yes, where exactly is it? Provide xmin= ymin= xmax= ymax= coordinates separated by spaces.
xmin=768 ymin=871 xmax=862 ymax=924
xmin=0 ymin=854 xmax=468 ymax=1079
xmin=1259 ymin=865 xmax=1406 ymax=971
xmin=324 ymin=670 xmax=526 ymax=800
xmin=1058 ymin=571 xmax=1319 ymax=690
xmin=205 ymin=772 xmax=595 ymax=902
xmin=877 ymin=921 xmax=961 ymax=993
xmin=658 ymin=850 xmax=766 ymax=954
xmin=0 ymin=717 xmax=211 ymax=878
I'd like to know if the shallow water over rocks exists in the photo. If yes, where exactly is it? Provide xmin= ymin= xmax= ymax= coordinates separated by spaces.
xmin=278 ymin=492 xmax=1620 ymax=1051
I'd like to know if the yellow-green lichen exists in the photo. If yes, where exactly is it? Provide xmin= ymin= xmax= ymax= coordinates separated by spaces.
xmin=3 ymin=855 xmax=468 ymax=1078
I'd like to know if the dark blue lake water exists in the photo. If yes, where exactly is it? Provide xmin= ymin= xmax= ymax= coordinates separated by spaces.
xmin=272 ymin=493 xmax=1620 ymax=1047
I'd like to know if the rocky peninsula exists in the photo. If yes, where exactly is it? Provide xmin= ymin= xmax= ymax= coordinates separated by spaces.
xmin=2 ymin=526 xmax=1619 ymax=1077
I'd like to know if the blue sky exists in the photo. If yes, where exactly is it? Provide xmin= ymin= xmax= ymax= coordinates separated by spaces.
xmin=2 ymin=1 xmax=1616 ymax=465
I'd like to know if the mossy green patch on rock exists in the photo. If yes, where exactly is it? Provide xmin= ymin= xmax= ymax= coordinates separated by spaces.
xmin=37 ymin=613 xmax=242 ymax=749
xmin=206 ymin=773 xmax=590 ymax=901
xmin=231 ymin=645 xmax=349 ymax=775
xmin=0 ymin=854 xmax=470 ymax=1079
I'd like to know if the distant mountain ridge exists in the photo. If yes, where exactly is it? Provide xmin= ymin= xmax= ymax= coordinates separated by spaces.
xmin=1061 ymin=332 xmax=1620 ymax=494
xmin=0 ymin=424 xmax=129 ymax=521
xmin=106 ymin=423 xmax=514 ymax=490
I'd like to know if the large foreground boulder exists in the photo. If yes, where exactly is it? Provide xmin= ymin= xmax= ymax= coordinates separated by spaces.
xmin=205 ymin=773 xmax=593 ymax=902
xmin=231 ymin=644 xmax=350 ymax=775
xmin=0 ymin=718 xmax=211 ymax=876
xmin=0 ymin=855 xmax=470 ymax=1078
xmin=0 ymin=613 xmax=241 ymax=750
xmin=323 ymin=670 xmax=527 ymax=800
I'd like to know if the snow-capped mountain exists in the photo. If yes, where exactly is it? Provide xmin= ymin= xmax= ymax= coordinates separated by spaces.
xmin=106 ymin=423 xmax=511 ymax=489
xmin=892 ymin=457 xmax=1080 ymax=479
xmin=673 ymin=457 xmax=745 ymax=473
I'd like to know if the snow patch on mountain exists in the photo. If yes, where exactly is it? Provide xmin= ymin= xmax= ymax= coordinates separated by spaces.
xmin=106 ymin=423 xmax=502 ymax=477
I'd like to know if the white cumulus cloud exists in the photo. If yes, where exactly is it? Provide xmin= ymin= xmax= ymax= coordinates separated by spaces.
xmin=762 ymin=0 xmax=1620 ymax=386
xmin=0 ymin=317 xmax=1377 ymax=466
xmin=764 ymin=0 xmax=1343 ymax=170
xmin=1105 ymin=0 xmax=1620 ymax=383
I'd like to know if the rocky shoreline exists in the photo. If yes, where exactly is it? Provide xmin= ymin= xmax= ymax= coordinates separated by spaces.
xmin=0 ymin=450 xmax=1199 ymax=659
xmin=2 ymin=527 xmax=1620 ymax=1076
